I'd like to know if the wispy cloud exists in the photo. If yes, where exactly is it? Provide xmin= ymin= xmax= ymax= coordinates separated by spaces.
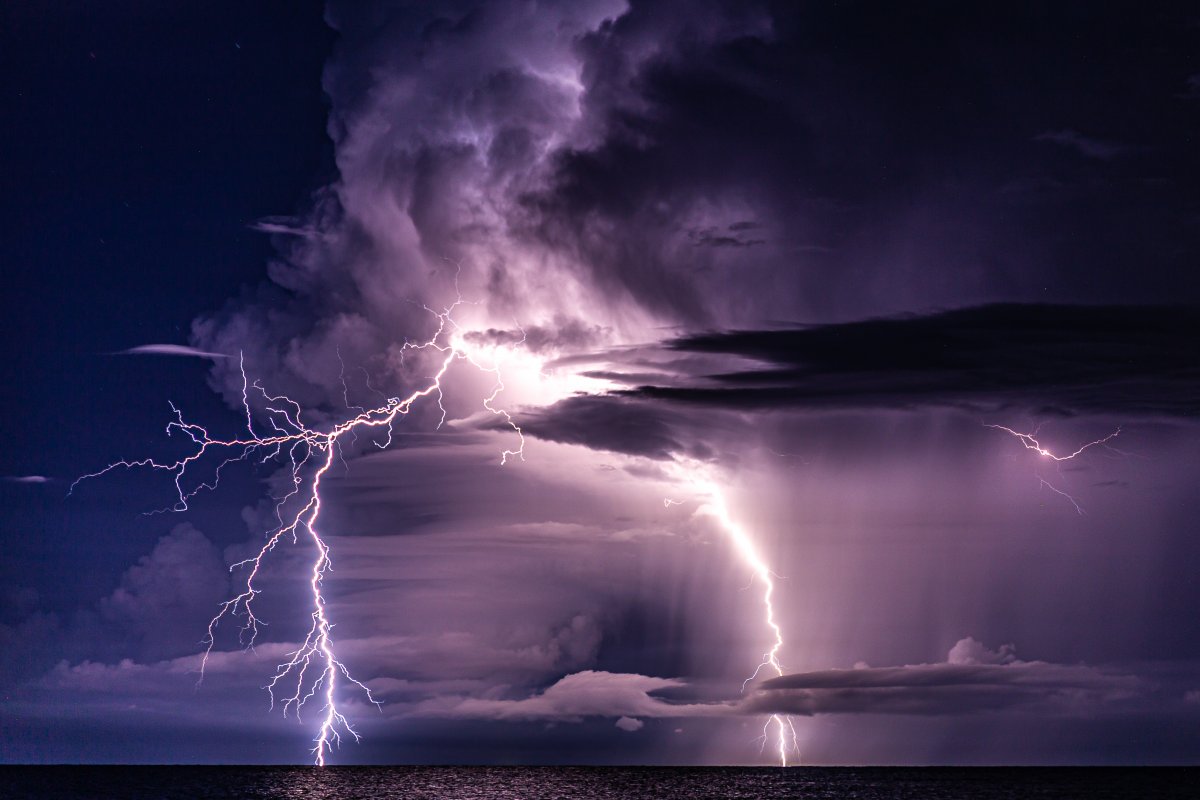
xmin=4 ymin=475 xmax=50 ymax=484
xmin=1034 ymin=129 xmax=1131 ymax=160
xmin=116 ymin=344 xmax=230 ymax=359
xmin=248 ymin=217 xmax=323 ymax=238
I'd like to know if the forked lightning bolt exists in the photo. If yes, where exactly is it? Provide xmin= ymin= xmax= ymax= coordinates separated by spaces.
xmin=987 ymin=423 xmax=1121 ymax=514
xmin=73 ymin=299 xmax=524 ymax=765
xmin=985 ymin=424 xmax=1120 ymax=461
xmin=675 ymin=465 xmax=799 ymax=766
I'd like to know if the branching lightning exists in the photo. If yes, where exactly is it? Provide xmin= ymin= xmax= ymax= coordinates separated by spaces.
xmin=986 ymin=423 xmax=1122 ymax=514
xmin=73 ymin=299 xmax=524 ymax=765
xmin=674 ymin=466 xmax=799 ymax=766
xmin=985 ymin=424 xmax=1121 ymax=462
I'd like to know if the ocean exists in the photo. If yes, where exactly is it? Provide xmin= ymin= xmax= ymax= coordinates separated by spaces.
xmin=1 ymin=766 xmax=1197 ymax=799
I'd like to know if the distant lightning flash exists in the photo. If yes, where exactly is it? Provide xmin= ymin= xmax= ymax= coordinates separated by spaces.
xmin=986 ymin=423 xmax=1121 ymax=514
xmin=985 ymin=424 xmax=1121 ymax=461
xmin=73 ymin=299 xmax=524 ymax=765
xmin=673 ymin=466 xmax=799 ymax=766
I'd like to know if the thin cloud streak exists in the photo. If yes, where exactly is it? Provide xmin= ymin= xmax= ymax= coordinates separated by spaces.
xmin=117 ymin=344 xmax=231 ymax=359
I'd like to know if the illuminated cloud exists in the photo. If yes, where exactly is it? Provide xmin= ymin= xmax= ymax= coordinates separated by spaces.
xmin=118 ymin=344 xmax=229 ymax=359
xmin=416 ymin=670 xmax=726 ymax=722
xmin=4 ymin=475 xmax=50 ymax=484
xmin=7 ymin=0 xmax=1200 ymax=767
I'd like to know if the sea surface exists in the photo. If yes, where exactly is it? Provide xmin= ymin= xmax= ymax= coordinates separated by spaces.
xmin=1 ymin=766 xmax=1195 ymax=799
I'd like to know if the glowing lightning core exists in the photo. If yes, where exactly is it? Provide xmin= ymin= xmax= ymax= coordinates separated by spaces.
xmin=73 ymin=300 xmax=524 ymax=765
xmin=677 ymin=467 xmax=799 ymax=766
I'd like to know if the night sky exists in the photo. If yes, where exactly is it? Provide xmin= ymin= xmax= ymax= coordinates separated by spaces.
xmin=2 ymin=1 xmax=1199 ymax=765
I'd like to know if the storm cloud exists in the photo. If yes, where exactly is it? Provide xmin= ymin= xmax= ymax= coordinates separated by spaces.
xmin=748 ymin=638 xmax=1144 ymax=717
xmin=188 ymin=1 xmax=1200 ymax=415
xmin=6 ymin=0 xmax=1200 ymax=766
xmin=626 ymin=303 xmax=1200 ymax=417
xmin=514 ymin=303 xmax=1198 ymax=462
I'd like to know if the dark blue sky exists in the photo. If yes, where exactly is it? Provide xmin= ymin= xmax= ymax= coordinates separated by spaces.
xmin=1 ymin=1 xmax=333 ymax=607
xmin=2 ymin=1 xmax=1199 ymax=766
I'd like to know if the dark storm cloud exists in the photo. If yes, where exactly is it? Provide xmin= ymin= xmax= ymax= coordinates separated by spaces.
xmin=462 ymin=317 xmax=610 ymax=354
xmin=517 ymin=395 xmax=688 ymax=460
xmin=622 ymin=304 xmax=1200 ymax=417
xmin=748 ymin=665 xmax=1137 ymax=717
xmin=686 ymin=224 xmax=766 ymax=249
xmin=513 ymin=303 xmax=1198 ymax=460
xmin=523 ymin=1 xmax=1200 ymax=324
xmin=747 ymin=638 xmax=1143 ymax=717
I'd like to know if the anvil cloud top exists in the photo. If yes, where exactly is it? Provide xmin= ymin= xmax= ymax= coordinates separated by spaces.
xmin=2 ymin=0 xmax=1199 ymax=765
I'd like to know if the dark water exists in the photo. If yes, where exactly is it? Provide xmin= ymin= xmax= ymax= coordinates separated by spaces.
xmin=1 ymin=766 xmax=1195 ymax=799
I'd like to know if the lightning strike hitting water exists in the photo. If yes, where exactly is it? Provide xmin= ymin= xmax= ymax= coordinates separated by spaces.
xmin=675 ymin=466 xmax=799 ymax=766
xmin=73 ymin=300 xmax=524 ymax=765
xmin=986 ymin=424 xmax=1122 ymax=514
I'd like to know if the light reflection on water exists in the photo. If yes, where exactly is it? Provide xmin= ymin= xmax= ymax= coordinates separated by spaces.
xmin=2 ymin=765 xmax=1196 ymax=800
